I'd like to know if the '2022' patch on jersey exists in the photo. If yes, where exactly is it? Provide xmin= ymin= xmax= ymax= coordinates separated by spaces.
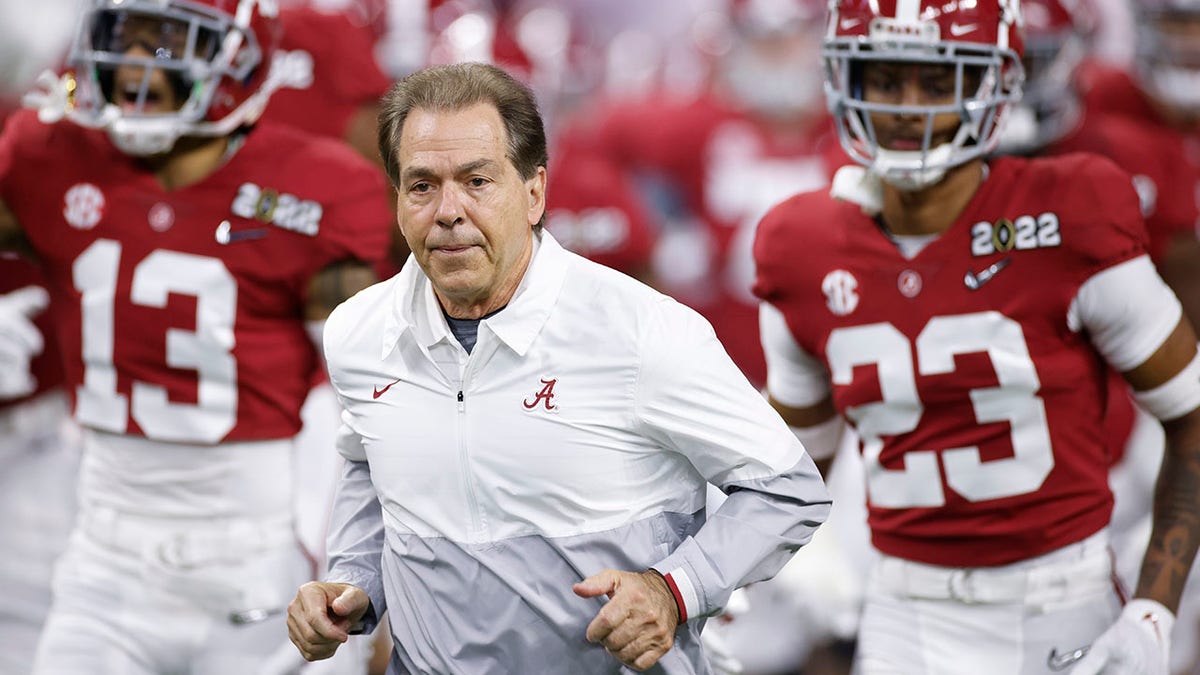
xmin=971 ymin=212 xmax=1061 ymax=256
xmin=232 ymin=183 xmax=324 ymax=236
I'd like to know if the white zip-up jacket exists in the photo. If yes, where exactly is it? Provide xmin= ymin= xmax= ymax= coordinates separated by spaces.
xmin=323 ymin=231 xmax=831 ymax=674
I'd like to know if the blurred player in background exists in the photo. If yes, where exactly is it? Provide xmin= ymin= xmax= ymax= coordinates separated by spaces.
xmin=995 ymin=0 xmax=1097 ymax=155
xmin=0 ymin=6 xmax=85 ymax=672
xmin=554 ymin=0 xmax=842 ymax=388
xmin=1051 ymin=0 xmax=1200 ymax=670
xmin=2 ymin=0 xmax=393 ymax=672
xmin=754 ymin=0 xmax=1200 ymax=673
xmin=0 ymin=258 xmax=80 ymax=675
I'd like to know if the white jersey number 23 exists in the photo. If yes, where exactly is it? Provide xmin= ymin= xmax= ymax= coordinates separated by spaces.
xmin=827 ymin=311 xmax=1054 ymax=508
xmin=72 ymin=239 xmax=238 ymax=443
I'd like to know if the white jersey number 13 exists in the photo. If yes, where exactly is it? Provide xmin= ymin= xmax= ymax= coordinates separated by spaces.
xmin=72 ymin=239 xmax=238 ymax=443
xmin=826 ymin=311 xmax=1054 ymax=508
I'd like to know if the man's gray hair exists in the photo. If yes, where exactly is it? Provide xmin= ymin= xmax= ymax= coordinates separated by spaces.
xmin=377 ymin=63 xmax=548 ymax=229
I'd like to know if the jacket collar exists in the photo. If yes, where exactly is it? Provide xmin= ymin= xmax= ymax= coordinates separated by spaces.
xmin=381 ymin=230 xmax=571 ymax=360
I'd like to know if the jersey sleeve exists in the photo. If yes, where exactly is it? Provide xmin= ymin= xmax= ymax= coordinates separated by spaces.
xmin=293 ymin=141 xmax=395 ymax=298
xmin=1053 ymin=153 xmax=1149 ymax=281
xmin=0 ymin=110 xmax=42 ymax=203
xmin=751 ymin=191 xmax=830 ymax=307
xmin=751 ymin=199 xmax=792 ymax=305
xmin=759 ymin=302 xmax=831 ymax=408
xmin=1072 ymin=255 xmax=1182 ymax=372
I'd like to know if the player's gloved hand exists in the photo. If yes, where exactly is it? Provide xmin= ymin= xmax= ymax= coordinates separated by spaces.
xmin=0 ymin=285 xmax=49 ymax=400
xmin=1071 ymin=598 xmax=1173 ymax=675
xmin=22 ymin=71 xmax=73 ymax=124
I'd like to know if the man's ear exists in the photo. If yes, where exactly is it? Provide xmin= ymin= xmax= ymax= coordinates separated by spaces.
xmin=527 ymin=166 xmax=547 ymax=226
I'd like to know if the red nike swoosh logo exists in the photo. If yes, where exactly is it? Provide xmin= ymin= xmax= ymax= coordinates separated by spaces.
xmin=373 ymin=379 xmax=401 ymax=399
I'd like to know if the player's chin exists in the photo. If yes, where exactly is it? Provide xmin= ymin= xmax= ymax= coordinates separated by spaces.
xmin=428 ymin=262 xmax=487 ymax=289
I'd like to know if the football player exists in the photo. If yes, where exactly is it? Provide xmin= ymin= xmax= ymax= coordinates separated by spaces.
xmin=0 ymin=258 xmax=79 ymax=675
xmin=265 ymin=3 xmax=393 ymax=163
xmin=1059 ymin=1 xmax=1200 ymax=670
xmin=0 ymin=11 xmax=83 ymax=672
xmin=752 ymin=0 xmax=1200 ymax=673
xmin=995 ymin=0 xmax=1093 ymax=155
xmin=0 ymin=0 xmax=392 ymax=672
xmin=551 ymin=0 xmax=845 ymax=389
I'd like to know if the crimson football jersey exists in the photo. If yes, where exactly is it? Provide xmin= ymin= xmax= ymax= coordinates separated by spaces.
xmin=0 ymin=110 xmax=392 ymax=444
xmin=262 ymin=7 xmax=393 ymax=142
xmin=0 ymin=110 xmax=65 ymax=411
xmin=753 ymin=155 xmax=1146 ymax=567
xmin=544 ymin=154 xmax=654 ymax=278
xmin=1077 ymin=62 xmax=1160 ymax=126
xmin=1053 ymin=106 xmax=1200 ymax=265
xmin=560 ymin=92 xmax=842 ymax=385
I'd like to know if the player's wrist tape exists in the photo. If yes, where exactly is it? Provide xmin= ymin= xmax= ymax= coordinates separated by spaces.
xmin=789 ymin=415 xmax=844 ymax=462
xmin=1123 ymin=598 xmax=1175 ymax=647
xmin=1133 ymin=348 xmax=1200 ymax=421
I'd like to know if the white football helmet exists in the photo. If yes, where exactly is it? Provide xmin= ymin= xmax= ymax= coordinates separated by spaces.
xmin=65 ymin=0 xmax=283 ymax=156
xmin=718 ymin=0 xmax=827 ymax=120
xmin=999 ymin=0 xmax=1091 ymax=154
xmin=823 ymin=0 xmax=1025 ymax=190
xmin=1134 ymin=0 xmax=1200 ymax=113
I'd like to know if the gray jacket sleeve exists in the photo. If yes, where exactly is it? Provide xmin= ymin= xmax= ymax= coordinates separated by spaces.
xmin=636 ymin=299 xmax=832 ymax=621
xmin=324 ymin=416 xmax=388 ymax=633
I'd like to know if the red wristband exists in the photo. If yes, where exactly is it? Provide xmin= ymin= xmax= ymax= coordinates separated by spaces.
xmin=652 ymin=569 xmax=688 ymax=623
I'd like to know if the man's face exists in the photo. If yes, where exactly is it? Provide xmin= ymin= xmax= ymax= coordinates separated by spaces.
xmin=1152 ymin=12 xmax=1200 ymax=68
xmin=395 ymin=103 xmax=546 ymax=315
xmin=104 ymin=12 xmax=217 ymax=114
xmin=860 ymin=61 xmax=979 ymax=151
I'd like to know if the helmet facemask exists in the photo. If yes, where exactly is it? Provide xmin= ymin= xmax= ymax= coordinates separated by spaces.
xmin=1001 ymin=27 xmax=1084 ymax=153
xmin=1135 ymin=3 xmax=1200 ymax=114
xmin=67 ymin=0 xmax=275 ymax=156
xmin=823 ymin=15 xmax=1024 ymax=191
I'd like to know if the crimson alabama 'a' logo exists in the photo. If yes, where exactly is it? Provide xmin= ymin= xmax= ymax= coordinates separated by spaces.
xmin=523 ymin=378 xmax=558 ymax=412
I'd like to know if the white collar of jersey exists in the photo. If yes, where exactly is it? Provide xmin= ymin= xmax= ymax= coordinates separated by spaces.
xmin=381 ymin=230 xmax=569 ymax=360
xmin=829 ymin=165 xmax=883 ymax=216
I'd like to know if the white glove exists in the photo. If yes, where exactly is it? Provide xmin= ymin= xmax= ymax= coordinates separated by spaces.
xmin=1071 ymin=598 xmax=1174 ymax=675
xmin=0 ymin=285 xmax=50 ymax=400
xmin=22 ymin=70 xmax=73 ymax=124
